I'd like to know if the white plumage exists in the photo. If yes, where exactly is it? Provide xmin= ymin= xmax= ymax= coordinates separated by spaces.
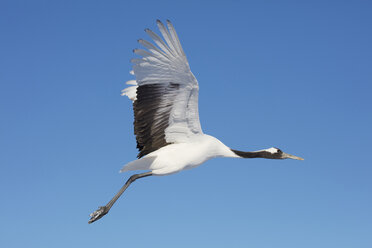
xmin=121 ymin=20 xmax=209 ymax=175
xmin=88 ymin=20 xmax=303 ymax=224
xmin=121 ymin=134 xmax=238 ymax=175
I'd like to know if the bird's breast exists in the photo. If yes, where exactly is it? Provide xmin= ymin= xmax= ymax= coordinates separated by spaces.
xmin=149 ymin=135 xmax=230 ymax=175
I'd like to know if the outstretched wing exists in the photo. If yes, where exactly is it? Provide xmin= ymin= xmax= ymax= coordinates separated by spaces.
xmin=122 ymin=20 xmax=203 ymax=158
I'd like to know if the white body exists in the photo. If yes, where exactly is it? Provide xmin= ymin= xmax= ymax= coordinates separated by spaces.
xmin=121 ymin=135 xmax=239 ymax=175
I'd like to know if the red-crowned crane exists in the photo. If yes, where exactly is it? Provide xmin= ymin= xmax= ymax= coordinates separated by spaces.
xmin=89 ymin=20 xmax=303 ymax=224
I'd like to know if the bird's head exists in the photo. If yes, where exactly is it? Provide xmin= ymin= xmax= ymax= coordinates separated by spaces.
xmin=230 ymin=147 xmax=304 ymax=160
xmin=263 ymin=147 xmax=304 ymax=160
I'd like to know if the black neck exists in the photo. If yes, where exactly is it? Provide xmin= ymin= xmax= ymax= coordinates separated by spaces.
xmin=231 ymin=149 xmax=278 ymax=159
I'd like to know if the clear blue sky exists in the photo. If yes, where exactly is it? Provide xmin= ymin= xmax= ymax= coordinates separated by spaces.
xmin=1 ymin=0 xmax=371 ymax=247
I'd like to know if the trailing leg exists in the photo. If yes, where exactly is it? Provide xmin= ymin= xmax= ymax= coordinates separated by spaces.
xmin=88 ymin=171 xmax=152 ymax=224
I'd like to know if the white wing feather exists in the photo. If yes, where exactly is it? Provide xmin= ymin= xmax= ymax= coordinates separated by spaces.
xmin=123 ymin=20 xmax=203 ymax=146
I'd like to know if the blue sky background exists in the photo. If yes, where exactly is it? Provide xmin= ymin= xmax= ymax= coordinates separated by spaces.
xmin=1 ymin=0 xmax=371 ymax=247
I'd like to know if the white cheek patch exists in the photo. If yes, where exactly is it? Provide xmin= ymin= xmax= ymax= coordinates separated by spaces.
xmin=265 ymin=147 xmax=278 ymax=154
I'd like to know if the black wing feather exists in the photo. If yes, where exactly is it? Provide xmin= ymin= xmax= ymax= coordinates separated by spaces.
xmin=133 ymin=83 xmax=180 ymax=158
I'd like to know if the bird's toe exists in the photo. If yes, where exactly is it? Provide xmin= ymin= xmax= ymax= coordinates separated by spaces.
xmin=88 ymin=206 xmax=108 ymax=224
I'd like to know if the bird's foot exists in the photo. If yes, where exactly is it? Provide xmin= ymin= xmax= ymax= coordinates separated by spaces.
xmin=88 ymin=206 xmax=109 ymax=224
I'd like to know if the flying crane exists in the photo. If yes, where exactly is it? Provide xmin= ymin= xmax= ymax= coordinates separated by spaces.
xmin=89 ymin=20 xmax=303 ymax=224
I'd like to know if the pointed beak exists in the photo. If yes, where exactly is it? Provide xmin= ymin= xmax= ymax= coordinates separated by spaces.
xmin=282 ymin=152 xmax=304 ymax=160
